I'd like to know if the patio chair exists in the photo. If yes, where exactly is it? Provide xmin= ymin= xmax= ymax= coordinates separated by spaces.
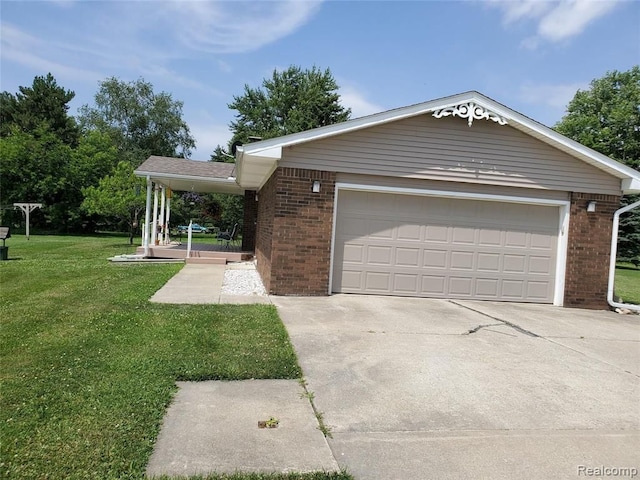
xmin=217 ymin=223 xmax=238 ymax=249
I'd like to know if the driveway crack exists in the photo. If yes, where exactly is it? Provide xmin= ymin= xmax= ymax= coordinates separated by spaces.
xmin=451 ymin=301 xmax=540 ymax=338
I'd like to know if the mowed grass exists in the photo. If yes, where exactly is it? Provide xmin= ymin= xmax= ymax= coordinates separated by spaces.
xmin=0 ymin=235 xmax=341 ymax=480
xmin=615 ymin=264 xmax=640 ymax=306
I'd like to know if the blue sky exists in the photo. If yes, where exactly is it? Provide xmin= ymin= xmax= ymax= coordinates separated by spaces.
xmin=1 ymin=0 xmax=638 ymax=160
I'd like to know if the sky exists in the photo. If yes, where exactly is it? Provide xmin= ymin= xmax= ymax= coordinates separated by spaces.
xmin=1 ymin=0 xmax=639 ymax=160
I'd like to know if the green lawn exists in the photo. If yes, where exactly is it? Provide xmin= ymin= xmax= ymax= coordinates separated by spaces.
xmin=615 ymin=263 xmax=640 ymax=306
xmin=0 ymin=235 xmax=349 ymax=480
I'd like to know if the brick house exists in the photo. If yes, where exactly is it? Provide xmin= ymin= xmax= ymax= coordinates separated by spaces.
xmin=137 ymin=91 xmax=640 ymax=309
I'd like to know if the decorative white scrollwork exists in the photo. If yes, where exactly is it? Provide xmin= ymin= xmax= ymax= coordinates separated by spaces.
xmin=432 ymin=102 xmax=507 ymax=127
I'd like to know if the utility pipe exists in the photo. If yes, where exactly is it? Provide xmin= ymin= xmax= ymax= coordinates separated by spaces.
xmin=608 ymin=199 xmax=640 ymax=312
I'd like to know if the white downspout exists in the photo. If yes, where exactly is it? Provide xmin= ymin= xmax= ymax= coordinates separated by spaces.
xmin=143 ymin=176 xmax=152 ymax=257
xmin=607 ymin=199 xmax=640 ymax=312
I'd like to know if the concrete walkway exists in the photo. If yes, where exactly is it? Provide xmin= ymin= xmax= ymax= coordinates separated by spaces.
xmin=149 ymin=263 xmax=271 ymax=304
xmin=146 ymin=380 xmax=338 ymax=477
xmin=147 ymin=263 xmax=334 ymax=477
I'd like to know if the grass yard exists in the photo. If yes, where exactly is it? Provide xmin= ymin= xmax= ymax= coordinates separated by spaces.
xmin=0 ymin=235 xmax=350 ymax=480
xmin=615 ymin=263 xmax=640 ymax=306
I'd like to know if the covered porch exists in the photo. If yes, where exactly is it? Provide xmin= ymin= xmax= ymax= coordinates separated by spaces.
xmin=134 ymin=156 xmax=257 ymax=263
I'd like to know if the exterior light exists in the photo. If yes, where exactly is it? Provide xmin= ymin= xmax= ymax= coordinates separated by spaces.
xmin=312 ymin=180 xmax=321 ymax=193
xmin=587 ymin=201 xmax=597 ymax=213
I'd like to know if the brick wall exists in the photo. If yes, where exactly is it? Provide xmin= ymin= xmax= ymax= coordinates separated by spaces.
xmin=241 ymin=190 xmax=257 ymax=251
xmin=255 ymin=167 xmax=336 ymax=295
xmin=564 ymin=192 xmax=620 ymax=309
xmin=255 ymin=173 xmax=277 ymax=292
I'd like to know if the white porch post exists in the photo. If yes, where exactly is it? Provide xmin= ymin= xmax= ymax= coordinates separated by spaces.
xmin=186 ymin=221 xmax=193 ymax=259
xmin=143 ymin=176 xmax=152 ymax=257
xmin=159 ymin=186 xmax=166 ymax=245
xmin=164 ymin=189 xmax=172 ymax=245
xmin=152 ymin=184 xmax=159 ymax=246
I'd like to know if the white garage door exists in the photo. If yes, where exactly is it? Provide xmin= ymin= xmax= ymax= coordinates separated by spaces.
xmin=332 ymin=190 xmax=559 ymax=303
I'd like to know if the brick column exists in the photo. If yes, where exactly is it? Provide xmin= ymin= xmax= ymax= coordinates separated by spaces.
xmin=564 ymin=192 xmax=620 ymax=309
xmin=268 ymin=167 xmax=336 ymax=295
xmin=242 ymin=190 xmax=257 ymax=251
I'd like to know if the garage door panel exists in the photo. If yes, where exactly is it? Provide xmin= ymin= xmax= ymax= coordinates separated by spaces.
xmin=505 ymin=231 xmax=528 ymax=248
xmin=452 ymin=227 xmax=476 ymax=244
xmin=475 ymin=278 xmax=500 ymax=298
xmin=364 ymin=272 xmax=391 ymax=292
xmin=527 ymin=281 xmax=551 ymax=299
xmin=394 ymin=274 xmax=419 ymax=293
xmin=342 ymin=242 xmax=364 ymax=263
xmin=367 ymin=245 xmax=393 ymax=265
xmin=421 ymin=275 xmax=446 ymax=295
xmin=450 ymin=251 xmax=474 ymax=270
xmin=530 ymin=232 xmax=554 ymax=250
xmin=529 ymin=256 xmax=552 ymax=275
xmin=425 ymin=225 xmax=448 ymax=243
xmin=449 ymin=277 xmax=473 ymax=296
xmin=477 ymin=253 xmax=500 ymax=272
xmin=502 ymin=280 xmax=525 ymax=298
xmin=396 ymin=247 xmax=420 ymax=266
xmin=478 ymin=229 xmax=502 ymax=246
xmin=503 ymin=254 xmax=526 ymax=273
xmin=333 ymin=190 xmax=558 ymax=303
xmin=424 ymin=249 xmax=447 ymax=268
xmin=397 ymin=224 xmax=421 ymax=241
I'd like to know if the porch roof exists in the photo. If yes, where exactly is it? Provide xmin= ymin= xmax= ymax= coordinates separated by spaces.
xmin=135 ymin=156 xmax=244 ymax=195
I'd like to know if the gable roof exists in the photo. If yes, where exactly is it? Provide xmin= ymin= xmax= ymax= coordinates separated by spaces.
xmin=236 ymin=91 xmax=640 ymax=194
xmin=135 ymin=155 xmax=243 ymax=194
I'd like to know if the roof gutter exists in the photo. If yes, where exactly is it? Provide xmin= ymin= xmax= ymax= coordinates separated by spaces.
xmin=607 ymin=200 xmax=640 ymax=312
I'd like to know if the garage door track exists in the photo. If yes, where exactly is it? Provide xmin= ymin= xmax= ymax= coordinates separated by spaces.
xmin=273 ymin=296 xmax=639 ymax=480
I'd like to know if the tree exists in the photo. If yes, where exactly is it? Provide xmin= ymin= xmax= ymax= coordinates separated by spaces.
xmin=0 ymin=73 xmax=80 ymax=146
xmin=81 ymin=162 xmax=146 ymax=244
xmin=555 ymin=66 xmax=640 ymax=263
xmin=228 ymin=65 xmax=351 ymax=144
xmin=78 ymin=77 xmax=195 ymax=167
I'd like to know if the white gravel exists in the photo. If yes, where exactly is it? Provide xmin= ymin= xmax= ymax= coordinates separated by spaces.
xmin=221 ymin=264 xmax=267 ymax=296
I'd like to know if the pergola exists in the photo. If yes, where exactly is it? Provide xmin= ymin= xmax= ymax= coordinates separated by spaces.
xmin=134 ymin=156 xmax=244 ymax=256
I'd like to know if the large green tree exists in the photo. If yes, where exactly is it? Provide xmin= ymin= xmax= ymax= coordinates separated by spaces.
xmin=555 ymin=66 xmax=640 ymax=262
xmin=228 ymin=65 xmax=351 ymax=145
xmin=0 ymin=73 xmax=80 ymax=146
xmin=209 ymin=66 xmax=351 ymax=232
xmin=78 ymin=77 xmax=196 ymax=167
xmin=0 ymin=74 xmax=116 ymax=230
xmin=82 ymin=162 xmax=146 ymax=244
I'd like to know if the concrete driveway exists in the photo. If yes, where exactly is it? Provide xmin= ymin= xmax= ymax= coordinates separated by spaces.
xmin=272 ymin=296 xmax=640 ymax=480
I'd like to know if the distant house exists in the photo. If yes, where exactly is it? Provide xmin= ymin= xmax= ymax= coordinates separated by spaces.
xmin=136 ymin=91 xmax=640 ymax=309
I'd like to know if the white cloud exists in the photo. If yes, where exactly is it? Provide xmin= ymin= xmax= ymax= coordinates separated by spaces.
xmin=338 ymin=85 xmax=384 ymax=118
xmin=537 ymin=0 xmax=619 ymax=41
xmin=519 ymin=81 xmax=588 ymax=108
xmin=0 ymin=23 xmax=101 ymax=82
xmin=487 ymin=0 xmax=621 ymax=46
xmin=155 ymin=1 xmax=324 ymax=54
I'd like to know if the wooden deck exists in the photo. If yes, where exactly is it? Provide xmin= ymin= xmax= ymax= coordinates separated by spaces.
xmin=136 ymin=242 xmax=253 ymax=264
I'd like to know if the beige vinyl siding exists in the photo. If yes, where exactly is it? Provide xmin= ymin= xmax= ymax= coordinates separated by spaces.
xmin=280 ymin=114 xmax=621 ymax=195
